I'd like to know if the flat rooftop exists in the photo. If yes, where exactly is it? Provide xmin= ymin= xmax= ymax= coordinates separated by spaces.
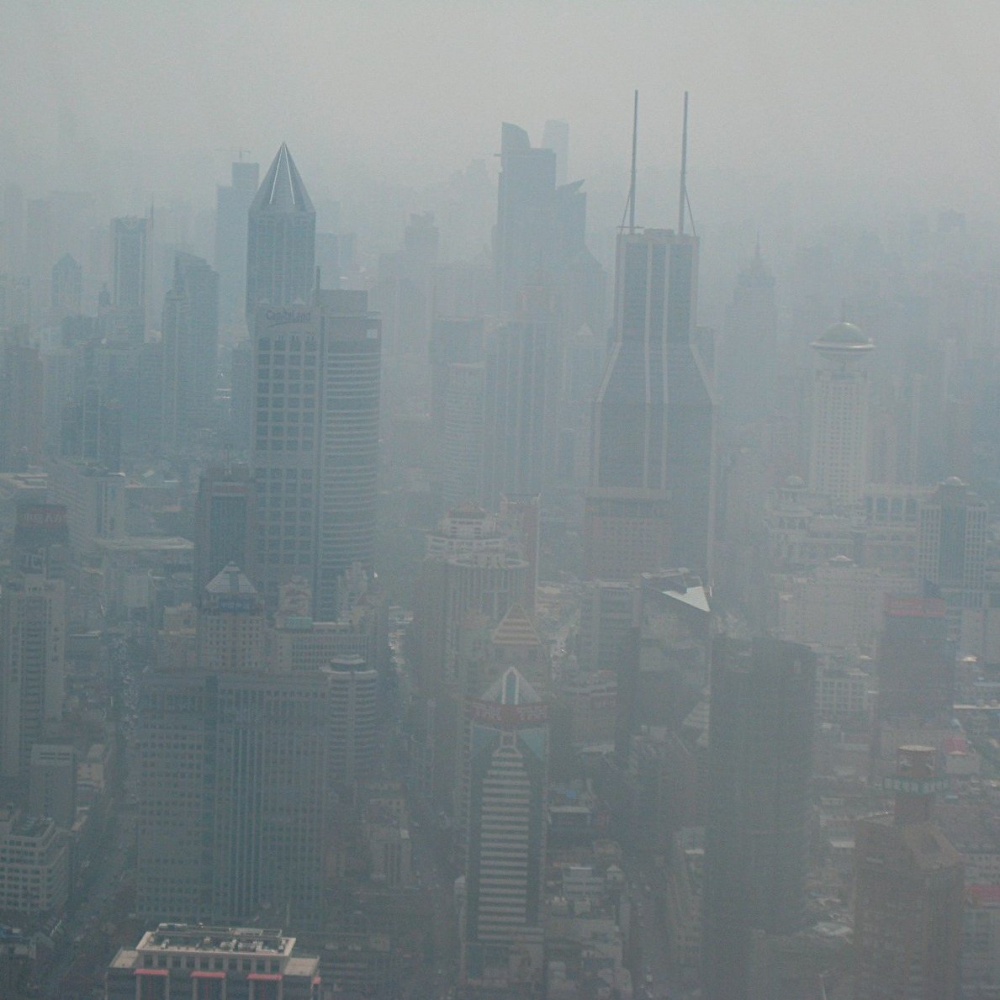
xmin=137 ymin=924 xmax=294 ymax=957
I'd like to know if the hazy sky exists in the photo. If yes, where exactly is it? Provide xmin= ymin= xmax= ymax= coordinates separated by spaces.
xmin=3 ymin=1 xmax=1000 ymax=222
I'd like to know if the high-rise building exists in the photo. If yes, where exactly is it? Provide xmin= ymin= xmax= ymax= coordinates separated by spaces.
xmin=719 ymin=242 xmax=777 ymax=427
xmin=196 ymin=564 xmax=267 ymax=673
xmin=246 ymin=143 xmax=316 ymax=325
xmin=494 ymin=123 xmax=586 ymax=314
xmin=50 ymin=252 xmax=82 ymax=322
xmin=877 ymin=596 xmax=953 ymax=723
xmin=0 ymin=331 xmax=44 ymax=471
xmin=481 ymin=319 xmax=556 ymax=511
xmin=410 ymin=506 xmax=530 ymax=812
xmin=215 ymin=159 xmax=260 ymax=328
xmin=0 ymin=574 xmax=66 ymax=781
xmin=161 ymin=252 xmax=219 ymax=449
xmin=853 ymin=746 xmax=964 ymax=1000
xmin=193 ymin=464 xmax=256 ymax=601
xmin=808 ymin=321 xmax=874 ymax=507
xmin=542 ymin=119 xmax=569 ymax=186
xmin=111 ymin=216 xmax=148 ymax=342
xmin=917 ymin=476 xmax=988 ymax=611
xmin=701 ymin=637 xmax=815 ymax=1000
xmin=461 ymin=666 xmax=548 ymax=990
xmin=251 ymin=290 xmax=381 ymax=618
xmin=440 ymin=361 xmax=485 ymax=511
xmin=584 ymin=227 xmax=714 ymax=579
xmin=325 ymin=654 xmax=377 ymax=788
xmin=137 ymin=649 xmax=331 ymax=926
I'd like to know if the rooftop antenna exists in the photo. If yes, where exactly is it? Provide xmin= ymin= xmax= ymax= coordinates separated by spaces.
xmin=629 ymin=90 xmax=639 ymax=234
xmin=678 ymin=90 xmax=689 ymax=235
xmin=619 ymin=90 xmax=639 ymax=233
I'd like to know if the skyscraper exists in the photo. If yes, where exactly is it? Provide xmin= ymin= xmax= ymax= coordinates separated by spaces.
xmin=480 ymin=318 xmax=556 ymax=511
xmin=584 ymin=227 xmax=714 ymax=579
xmin=877 ymin=596 xmax=953 ymax=723
xmin=853 ymin=746 xmax=964 ymax=1000
xmin=160 ymin=252 xmax=219 ymax=449
xmin=246 ymin=143 xmax=316 ymax=325
xmin=251 ymin=290 xmax=380 ymax=618
xmin=193 ymin=464 xmax=256 ymax=600
xmin=719 ymin=242 xmax=777 ymax=427
xmin=917 ymin=476 xmax=988 ymax=611
xmin=137 ymin=575 xmax=330 ymax=927
xmin=494 ymin=123 xmax=586 ymax=314
xmin=215 ymin=159 xmax=260 ymax=328
xmin=111 ymin=215 xmax=147 ymax=342
xmin=701 ymin=636 xmax=816 ymax=1000
xmin=808 ymin=321 xmax=874 ymax=506
xmin=0 ymin=573 xmax=66 ymax=782
xmin=461 ymin=666 xmax=548 ymax=990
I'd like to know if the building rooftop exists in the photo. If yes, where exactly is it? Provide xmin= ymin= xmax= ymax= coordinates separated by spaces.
xmin=251 ymin=143 xmax=314 ymax=214
xmin=137 ymin=924 xmax=294 ymax=957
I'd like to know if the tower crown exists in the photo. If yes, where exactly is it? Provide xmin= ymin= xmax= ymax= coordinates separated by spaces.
xmin=251 ymin=143 xmax=314 ymax=214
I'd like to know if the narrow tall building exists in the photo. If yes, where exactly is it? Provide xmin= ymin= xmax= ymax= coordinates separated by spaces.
xmin=461 ymin=666 xmax=548 ymax=991
xmin=585 ymin=227 xmax=713 ymax=579
xmin=853 ymin=746 xmax=964 ymax=1000
xmin=251 ymin=290 xmax=380 ymax=618
xmin=0 ymin=574 xmax=66 ymax=782
xmin=216 ymin=159 xmax=260 ymax=328
xmin=701 ymin=637 xmax=816 ymax=1000
xmin=808 ymin=321 xmax=874 ymax=507
xmin=917 ymin=476 xmax=988 ymax=611
xmin=246 ymin=143 xmax=316 ymax=325
xmin=193 ymin=464 xmax=256 ymax=600
xmin=160 ymin=252 xmax=219 ymax=449
xmin=494 ymin=123 xmax=586 ymax=314
xmin=481 ymin=318 xmax=556 ymax=510
xmin=111 ymin=215 xmax=148 ymax=342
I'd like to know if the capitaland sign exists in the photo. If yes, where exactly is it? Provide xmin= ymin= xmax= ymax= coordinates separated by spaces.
xmin=262 ymin=308 xmax=312 ymax=327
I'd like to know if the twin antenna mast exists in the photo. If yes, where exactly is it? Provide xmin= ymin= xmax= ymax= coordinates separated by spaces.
xmin=622 ymin=89 xmax=692 ymax=236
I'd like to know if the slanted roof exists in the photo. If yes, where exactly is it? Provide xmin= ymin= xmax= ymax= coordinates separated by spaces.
xmin=492 ymin=603 xmax=543 ymax=648
xmin=251 ymin=143 xmax=314 ymax=214
xmin=205 ymin=563 xmax=258 ymax=596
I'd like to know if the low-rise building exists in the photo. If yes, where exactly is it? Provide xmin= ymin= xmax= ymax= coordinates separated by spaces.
xmin=105 ymin=924 xmax=320 ymax=1000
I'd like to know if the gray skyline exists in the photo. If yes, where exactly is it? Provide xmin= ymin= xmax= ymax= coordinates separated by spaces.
xmin=3 ymin=1 xmax=999 ymax=222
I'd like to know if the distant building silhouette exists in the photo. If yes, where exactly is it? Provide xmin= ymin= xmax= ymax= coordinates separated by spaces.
xmin=111 ymin=215 xmax=148 ymax=342
xmin=160 ymin=252 xmax=219 ymax=449
xmin=494 ymin=123 xmax=585 ymax=314
xmin=215 ymin=159 xmax=260 ymax=328
xmin=808 ymin=321 xmax=874 ymax=507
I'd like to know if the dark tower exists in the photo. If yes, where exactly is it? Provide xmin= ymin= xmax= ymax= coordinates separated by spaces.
xmin=584 ymin=96 xmax=714 ymax=580
xmin=245 ymin=143 xmax=316 ymax=325
xmin=701 ymin=636 xmax=816 ymax=1000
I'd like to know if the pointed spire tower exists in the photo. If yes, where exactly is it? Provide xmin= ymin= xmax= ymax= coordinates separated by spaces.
xmin=245 ymin=143 xmax=317 ymax=325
